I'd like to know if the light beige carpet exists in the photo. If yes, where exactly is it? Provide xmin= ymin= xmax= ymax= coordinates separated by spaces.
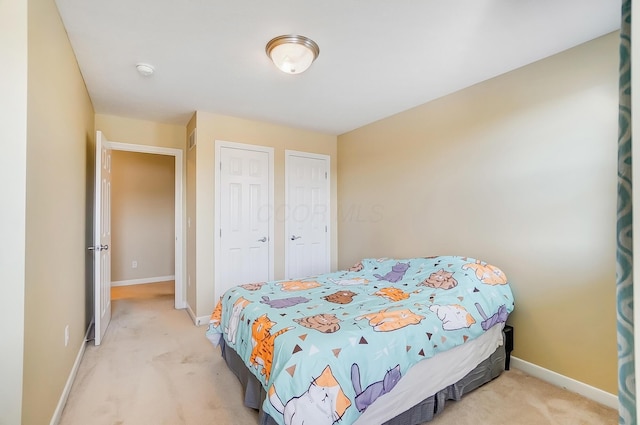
xmin=58 ymin=282 xmax=618 ymax=425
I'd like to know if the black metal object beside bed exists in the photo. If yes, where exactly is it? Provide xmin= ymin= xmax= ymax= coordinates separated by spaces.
xmin=219 ymin=334 xmax=508 ymax=425
xmin=504 ymin=325 xmax=514 ymax=370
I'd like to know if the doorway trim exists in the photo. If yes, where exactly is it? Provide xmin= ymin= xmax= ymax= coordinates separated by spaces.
xmin=214 ymin=140 xmax=275 ymax=300
xmin=107 ymin=141 xmax=185 ymax=309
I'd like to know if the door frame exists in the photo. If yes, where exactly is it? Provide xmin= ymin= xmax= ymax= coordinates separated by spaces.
xmin=214 ymin=140 xmax=275 ymax=299
xmin=284 ymin=150 xmax=331 ymax=279
xmin=107 ymin=141 xmax=186 ymax=309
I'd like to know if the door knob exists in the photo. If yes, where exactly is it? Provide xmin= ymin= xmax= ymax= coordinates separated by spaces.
xmin=257 ymin=237 xmax=267 ymax=242
xmin=88 ymin=244 xmax=109 ymax=251
xmin=290 ymin=235 xmax=301 ymax=241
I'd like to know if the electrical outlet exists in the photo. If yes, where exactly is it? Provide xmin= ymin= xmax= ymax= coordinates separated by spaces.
xmin=64 ymin=325 xmax=69 ymax=347
xmin=132 ymin=260 xmax=138 ymax=269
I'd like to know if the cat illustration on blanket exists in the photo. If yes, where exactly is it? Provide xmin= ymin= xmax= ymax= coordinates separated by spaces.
xmin=260 ymin=295 xmax=309 ymax=309
xmin=429 ymin=304 xmax=476 ymax=330
xmin=374 ymin=261 xmax=410 ymax=283
xmin=357 ymin=308 xmax=425 ymax=332
xmin=209 ymin=300 xmax=222 ymax=328
xmin=279 ymin=280 xmax=322 ymax=291
xmin=374 ymin=287 xmax=410 ymax=302
xmin=475 ymin=303 xmax=508 ymax=330
xmin=269 ymin=365 xmax=351 ymax=425
xmin=249 ymin=314 xmax=293 ymax=382
xmin=225 ymin=296 xmax=250 ymax=345
xmin=420 ymin=269 xmax=458 ymax=290
xmin=462 ymin=261 xmax=508 ymax=285
xmin=351 ymin=363 xmax=402 ymax=412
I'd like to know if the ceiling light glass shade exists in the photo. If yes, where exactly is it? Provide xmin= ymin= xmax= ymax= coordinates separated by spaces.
xmin=266 ymin=35 xmax=320 ymax=74
xmin=136 ymin=63 xmax=155 ymax=76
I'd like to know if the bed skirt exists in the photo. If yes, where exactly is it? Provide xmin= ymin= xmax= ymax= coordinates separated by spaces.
xmin=219 ymin=337 xmax=506 ymax=425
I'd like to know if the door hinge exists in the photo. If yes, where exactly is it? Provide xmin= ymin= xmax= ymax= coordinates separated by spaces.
xmin=325 ymin=171 xmax=327 ymax=179
xmin=219 ymin=229 xmax=222 ymax=238
xmin=325 ymin=225 xmax=328 ymax=232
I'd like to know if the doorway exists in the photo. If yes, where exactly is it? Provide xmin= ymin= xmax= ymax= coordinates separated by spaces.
xmin=107 ymin=141 xmax=184 ymax=309
xmin=110 ymin=150 xmax=175 ymax=298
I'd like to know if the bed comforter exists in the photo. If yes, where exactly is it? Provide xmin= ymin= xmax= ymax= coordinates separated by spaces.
xmin=206 ymin=256 xmax=514 ymax=425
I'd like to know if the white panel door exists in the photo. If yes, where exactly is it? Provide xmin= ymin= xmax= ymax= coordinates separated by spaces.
xmin=218 ymin=145 xmax=273 ymax=297
xmin=285 ymin=151 xmax=330 ymax=280
xmin=93 ymin=131 xmax=112 ymax=346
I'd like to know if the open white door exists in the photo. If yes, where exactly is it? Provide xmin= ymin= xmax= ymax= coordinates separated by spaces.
xmin=92 ymin=130 xmax=112 ymax=345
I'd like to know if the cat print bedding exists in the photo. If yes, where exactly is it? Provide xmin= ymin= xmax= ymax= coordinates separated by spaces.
xmin=206 ymin=256 xmax=514 ymax=425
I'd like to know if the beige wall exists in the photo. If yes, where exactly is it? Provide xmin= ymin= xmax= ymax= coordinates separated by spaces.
xmin=95 ymin=114 xmax=186 ymax=150
xmin=0 ymin=0 xmax=28 ymax=423
xmin=111 ymin=151 xmax=175 ymax=283
xmin=22 ymin=0 xmax=96 ymax=424
xmin=338 ymin=32 xmax=618 ymax=394
xmin=190 ymin=112 xmax=338 ymax=317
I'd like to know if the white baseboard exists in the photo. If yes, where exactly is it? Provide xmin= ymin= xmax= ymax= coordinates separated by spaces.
xmin=50 ymin=327 xmax=90 ymax=425
xmin=186 ymin=303 xmax=210 ymax=326
xmin=110 ymin=275 xmax=175 ymax=287
xmin=510 ymin=356 xmax=618 ymax=409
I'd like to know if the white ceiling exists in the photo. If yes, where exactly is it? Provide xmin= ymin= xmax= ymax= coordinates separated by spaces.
xmin=54 ymin=0 xmax=620 ymax=136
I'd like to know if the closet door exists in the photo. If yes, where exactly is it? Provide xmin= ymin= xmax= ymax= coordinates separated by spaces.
xmin=216 ymin=142 xmax=274 ymax=297
xmin=285 ymin=150 xmax=330 ymax=279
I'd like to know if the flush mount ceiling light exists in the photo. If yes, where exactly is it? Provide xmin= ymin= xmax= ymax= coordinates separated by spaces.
xmin=136 ymin=63 xmax=155 ymax=77
xmin=265 ymin=35 xmax=320 ymax=75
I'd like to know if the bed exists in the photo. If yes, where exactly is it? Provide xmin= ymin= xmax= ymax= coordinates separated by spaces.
xmin=206 ymin=256 xmax=515 ymax=425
